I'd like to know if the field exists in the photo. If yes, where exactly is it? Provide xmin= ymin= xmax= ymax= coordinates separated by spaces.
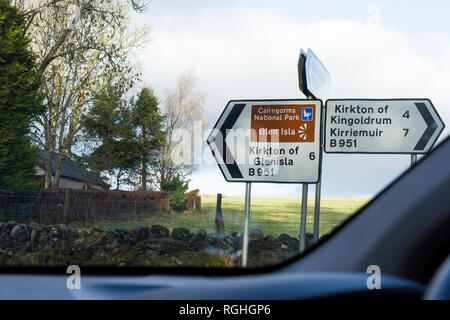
xmin=96 ymin=195 xmax=370 ymax=239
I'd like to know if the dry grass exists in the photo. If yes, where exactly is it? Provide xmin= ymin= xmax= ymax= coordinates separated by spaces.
xmin=96 ymin=195 xmax=370 ymax=238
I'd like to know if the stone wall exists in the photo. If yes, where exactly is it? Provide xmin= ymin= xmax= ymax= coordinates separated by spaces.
xmin=0 ymin=222 xmax=314 ymax=268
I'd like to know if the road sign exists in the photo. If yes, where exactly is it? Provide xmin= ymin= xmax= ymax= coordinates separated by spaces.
xmin=298 ymin=49 xmax=331 ymax=100
xmin=207 ymin=99 xmax=322 ymax=183
xmin=324 ymin=99 xmax=445 ymax=154
xmin=298 ymin=49 xmax=330 ymax=246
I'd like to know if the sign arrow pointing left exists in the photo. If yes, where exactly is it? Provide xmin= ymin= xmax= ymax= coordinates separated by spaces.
xmin=209 ymin=103 xmax=245 ymax=179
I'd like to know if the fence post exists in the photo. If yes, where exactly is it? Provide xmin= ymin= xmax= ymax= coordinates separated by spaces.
xmin=92 ymin=199 xmax=96 ymax=226
xmin=86 ymin=195 xmax=91 ymax=226
xmin=215 ymin=193 xmax=225 ymax=238
xmin=63 ymin=189 xmax=70 ymax=225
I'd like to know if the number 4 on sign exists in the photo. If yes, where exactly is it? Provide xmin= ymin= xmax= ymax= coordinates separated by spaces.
xmin=403 ymin=110 xmax=410 ymax=119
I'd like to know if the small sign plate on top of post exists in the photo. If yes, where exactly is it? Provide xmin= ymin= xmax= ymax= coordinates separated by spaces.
xmin=298 ymin=49 xmax=331 ymax=100
xmin=324 ymin=99 xmax=445 ymax=154
xmin=304 ymin=49 xmax=331 ymax=100
xmin=297 ymin=49 xmax=308 ymax=96
xmin=207 ymin=99 xmax=322 ymax=183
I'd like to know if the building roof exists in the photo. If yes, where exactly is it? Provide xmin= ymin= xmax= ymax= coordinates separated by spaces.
xmin=37 ymin=151 xmax=109 ymax=187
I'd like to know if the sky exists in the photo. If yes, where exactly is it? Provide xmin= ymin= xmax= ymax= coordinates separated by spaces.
xmin=129 ymin=0 xmax=450 ymax=198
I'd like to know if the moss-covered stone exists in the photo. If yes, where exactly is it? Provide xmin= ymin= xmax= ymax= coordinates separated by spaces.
xmin=120 ymin=250 xmax=137 ymax=265
xmin=149 ymin=225 xmax=169 ymax=238
xmin=171 ymin=227 xmax=192 ymax=242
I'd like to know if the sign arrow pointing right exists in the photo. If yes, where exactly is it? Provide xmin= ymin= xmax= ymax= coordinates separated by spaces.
xmin=414 ymin=102 xmax=439 ymax=151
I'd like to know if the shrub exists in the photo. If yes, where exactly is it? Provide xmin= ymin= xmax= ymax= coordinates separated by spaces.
xmin=161 ymin=176 xmax=188 ymax=211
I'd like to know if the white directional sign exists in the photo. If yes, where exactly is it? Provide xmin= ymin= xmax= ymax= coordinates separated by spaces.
xmin=207 ymin=100 xmax=322 ymax=183
xmin=325 ymin=99 xmax=445 ymax=154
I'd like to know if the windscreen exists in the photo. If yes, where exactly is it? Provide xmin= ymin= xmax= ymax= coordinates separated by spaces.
xmin=0 ymin=0 xmax=448 ymax=270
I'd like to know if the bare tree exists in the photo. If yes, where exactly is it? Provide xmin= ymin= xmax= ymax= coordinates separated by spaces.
xmin=149 ymin=71 xmax=206 ymax=189
xmin=14 ymin=0 xmax=150 ymax=187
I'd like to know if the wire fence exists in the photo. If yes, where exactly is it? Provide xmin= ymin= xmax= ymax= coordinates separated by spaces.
xmin=187 ymin=195 xmax=369 ymax=239
xmin=0 ymin=192 xmax=369 ymax=239
xmin=0 ymin=193 xmax=166 ymax=227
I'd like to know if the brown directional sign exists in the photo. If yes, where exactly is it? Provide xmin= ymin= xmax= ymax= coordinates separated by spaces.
xmin=250 ymin=104 xmax=316 ymax=143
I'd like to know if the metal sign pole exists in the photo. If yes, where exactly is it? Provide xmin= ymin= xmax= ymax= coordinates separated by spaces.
xmin=242 ymin=182 xmax=252 ymax=267
xmin=411 ymin=154 xmax=417 ymax=167
xmin=298 ymin=49 xmax=331 ymax=246
xmin=309 ymin=95 xmax=322 ymax=244
xmin=313 ymin=177 xmax=321 ymax=243
xmin=299 ymin=183 xmax=308 ymax=252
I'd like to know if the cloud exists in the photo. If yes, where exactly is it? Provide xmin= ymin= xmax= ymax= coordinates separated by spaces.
xmin=136 ymin=7 xmax=450 ymax=197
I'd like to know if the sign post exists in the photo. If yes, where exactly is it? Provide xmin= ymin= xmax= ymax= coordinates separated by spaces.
xmin=298 ymin=49 xmax=330 ymax=244
xmin=299 ymin=183 xmax=308 ymax=251
xmin=411 ymin=154 xmax=417 ymax=166
xmin=312 ymin=103 xmax=323 ymax=243
xmin=324 ymin=99 xmax=445 ymax=154
xmin=207 ymin=99 xmax=322 ymax=265
xmin=242 ymin=182 xmax=252 ymax=267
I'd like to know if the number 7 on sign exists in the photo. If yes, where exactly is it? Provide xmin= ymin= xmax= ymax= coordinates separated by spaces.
xmin=403 ymin=128 xmax=409 ymax=137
